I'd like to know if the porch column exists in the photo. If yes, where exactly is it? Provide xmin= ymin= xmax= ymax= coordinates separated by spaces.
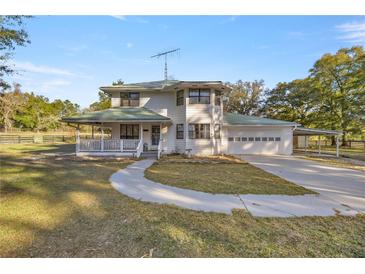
xmin=318 ymin=135 xmax=321 ymax=155
xmin=101 ymin=123 xmax=104 ymax=151
xmin=76 ymin=125 xmax=80 ymax=153
xmin=336 ymin=135 xmax=340 ymax=158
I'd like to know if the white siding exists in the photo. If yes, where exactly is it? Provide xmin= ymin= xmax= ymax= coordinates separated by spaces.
xmin=106 ymin=88 xmax=294 ymax=156
xmin=111 ymin=92 xmax=121 ymax=107
xmin=224 ymin=126 xmax=293 ymax=155
xmin=140 ymin=91 xmax=185 ymax=153
xmin=185 ymin=89 xmax=223 ymax=155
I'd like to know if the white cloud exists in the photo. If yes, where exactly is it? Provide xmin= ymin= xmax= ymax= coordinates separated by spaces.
xmin=111 ymin=15 xmax=127 ymax=21
xmin=14 ymin=61 xmax=75 ymax=76
xmin=126 ymin=42 xmax=134 ymax=48
xmin=336 ymin=21 xmax=365 ymax=43
xmin=220 ymin=16 xmax=237 ymax=24
xmin=41 ymin=79 xmax=71 ymax=91
xmin=135 ymin=17 xmax=149 ymax=24
xmin=58 ymin=44 xmax=88 ymax=52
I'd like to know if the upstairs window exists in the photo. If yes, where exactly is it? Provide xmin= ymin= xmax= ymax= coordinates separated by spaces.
xmin=176 ymin=90 xmax=184 ymax=106
xmin=176 ymin=124 xmax=184 ymax=139
xmin=189 ymin=89 xmax=210 ymax=104
xmin=188 ymin=124 xmax=210 ymax=139
xmin=120 ymin=92 xmax=140 ymax=107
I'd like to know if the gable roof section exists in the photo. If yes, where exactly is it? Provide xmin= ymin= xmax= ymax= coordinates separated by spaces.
xmin=62 ymin=107 xmax=171 ymax=123
xmin=100 ymin=80 xmax=228 ymax=93
xmin=223 ymin=112 xmax=300 ymax=126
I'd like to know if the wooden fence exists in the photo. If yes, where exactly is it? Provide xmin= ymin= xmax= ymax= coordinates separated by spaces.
xmin=0 ymin=135 xmax=76 ymax=144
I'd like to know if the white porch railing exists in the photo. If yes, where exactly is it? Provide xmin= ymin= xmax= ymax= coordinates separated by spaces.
xmin=78 ymin=139 xmax=140 ymax=153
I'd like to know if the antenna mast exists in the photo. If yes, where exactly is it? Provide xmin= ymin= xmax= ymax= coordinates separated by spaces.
xmin=151 ymin=48 xmax=180 ymax=81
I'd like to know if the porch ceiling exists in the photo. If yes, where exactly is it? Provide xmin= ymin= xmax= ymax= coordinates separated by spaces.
xmin=293 ymin=127 xmax=342 ymax=136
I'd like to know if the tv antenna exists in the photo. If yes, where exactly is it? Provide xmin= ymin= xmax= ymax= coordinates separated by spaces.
xmin=151 ymin=48 xmax=180 ymax=81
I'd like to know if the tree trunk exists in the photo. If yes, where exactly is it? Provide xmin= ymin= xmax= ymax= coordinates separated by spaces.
xmin=341 ymin=132 xmax=347 ymax=146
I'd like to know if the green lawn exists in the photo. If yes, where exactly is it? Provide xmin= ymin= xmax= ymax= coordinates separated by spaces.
xmin=1 ymin=144 xmax=365 ymax=257
xmin=145 ymin=155 xmax=315 ymax=195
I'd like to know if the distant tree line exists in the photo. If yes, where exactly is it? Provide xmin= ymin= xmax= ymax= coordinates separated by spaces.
xmin=0 ymin=83 xmax=79 ymax=132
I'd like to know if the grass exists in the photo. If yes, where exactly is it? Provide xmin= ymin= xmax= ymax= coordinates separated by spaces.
xmin=1 ymin=144 xmax=365 ymax=257
xmin=145 ymin=155 xmax=315 ymax=195
xmin=299 ymin=146 xmax=365 ymax=161
xmin=298 ymin=155 xmax=365 ymax=173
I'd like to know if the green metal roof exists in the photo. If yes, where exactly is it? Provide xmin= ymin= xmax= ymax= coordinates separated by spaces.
xmin=62 ymin=107 xmax=171 ymax=123
xmin=223 ymin=112 xmax=300 ymax=126
xmin=100 ymin=80 xmax=227 ymax=92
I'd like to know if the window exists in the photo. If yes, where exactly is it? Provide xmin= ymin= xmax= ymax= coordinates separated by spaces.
xmin=248 ymin=137 xmax=254 ymax=141
xmin=189 ymin=89 xmax=210 ymax=104
xmin=241 ymin=137 xmax=248 ymax=141
xmin=120 ymin=124 xmax=139 ymax=139
xmin=214 ymin=124 xmax=221 ymax=139
xmin=234 ymin=137 xmax=240 ymax=142
xmin=176 ymin=124 xmax=184 ymax=139
xmin=275 ymin=137 xmax=281 ymax=142
xmin=176 ymin=90 xmax=184 ymax=106
xmin=268 ymin=137 xmax=274 ymax=141
xmin=120 ymin=92 xmax=140 ymax=107
xmin=255 ymin=137 xmax=261 ymax=141
xmin=188 ymin=124 xmax=210 ymax=139
xmin=262 ymin=137 xmax=268 ymax=141
xmin=215 ymin=90 xmax=222 ymax=106
xmin=228 ymin=137 xmax=234 ymax=142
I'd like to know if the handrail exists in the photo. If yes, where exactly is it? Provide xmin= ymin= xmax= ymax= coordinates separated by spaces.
xmin=136 ymin=138 xmax=144 ymax=158
xmin=157 ymin=139 xmax=162 ymax=159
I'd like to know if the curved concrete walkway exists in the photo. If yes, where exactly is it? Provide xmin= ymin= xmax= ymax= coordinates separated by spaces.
xmin=109 ymin=160 xmax=361 ymax=217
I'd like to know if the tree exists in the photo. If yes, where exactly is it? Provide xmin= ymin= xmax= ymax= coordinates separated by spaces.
xmin=263 ymin=46 xmax=365 ymax=144
xmin=224 ymin=80 xmax=266 ymax=116
xmin=264 ymin=78 xmax=318 ymax=126
xmin=0 ymin=16 xmax=31 ymax=90
xmin=309 ymin=46 xmax=365 ymax=144
xmin=89 ymin=91 xmax=111 ymax=111
xmin=0 ymin=82 xmax=25 ymax=132
xmin=112 ymin=79 xmax=124 ymax=85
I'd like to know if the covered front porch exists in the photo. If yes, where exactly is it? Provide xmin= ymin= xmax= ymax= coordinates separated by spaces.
xmin=61 ymin=107 xmax=172 ymax=158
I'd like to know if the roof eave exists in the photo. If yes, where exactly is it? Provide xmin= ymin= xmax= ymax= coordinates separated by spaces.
xmin=223 ymin=123 xmax=299 ymax=127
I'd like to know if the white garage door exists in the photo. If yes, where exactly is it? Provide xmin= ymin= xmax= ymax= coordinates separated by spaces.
xmin=226 ymin=126 xmax=293 ymax=155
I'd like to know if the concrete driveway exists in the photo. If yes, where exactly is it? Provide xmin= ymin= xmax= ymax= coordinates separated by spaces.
xmin=241 ymin=155 xmax=365 ymax=213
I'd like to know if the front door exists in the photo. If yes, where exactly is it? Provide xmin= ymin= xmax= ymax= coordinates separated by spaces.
xmin=151 ymin=125 xmax=160 ymax=147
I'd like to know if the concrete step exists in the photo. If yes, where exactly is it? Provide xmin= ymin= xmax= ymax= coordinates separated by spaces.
xmin=141 ymin=151 xmax=158 ymax=159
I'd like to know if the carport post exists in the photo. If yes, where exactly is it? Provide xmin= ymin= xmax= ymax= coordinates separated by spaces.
xmin=336 ymin=135 xmax=339 ymax=158
xmin=76 ymin=125 xmax=80 ymax=153
xmin=101 ymin=123 xmax=104 ymax=152
xmin=318 ymin=135 xmax=321 ymax=155
xmin=304 ymin=136 xmax=308 ymax=154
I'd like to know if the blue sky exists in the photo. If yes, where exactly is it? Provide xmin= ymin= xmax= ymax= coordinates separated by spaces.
xmin=8 ymin=15 xmax=365 ymax=108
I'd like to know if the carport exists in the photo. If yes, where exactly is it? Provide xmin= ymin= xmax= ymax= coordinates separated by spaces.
xmin=293 ymin=127 xmax=342 ymax=157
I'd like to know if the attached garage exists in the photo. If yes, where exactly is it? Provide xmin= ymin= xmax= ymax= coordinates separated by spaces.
xmin=222 ymin=113 xmax=299 ymax=155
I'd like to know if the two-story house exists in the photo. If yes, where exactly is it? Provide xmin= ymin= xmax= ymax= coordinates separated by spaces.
xmin=62 ymin=80 xmax=300 ymax=158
